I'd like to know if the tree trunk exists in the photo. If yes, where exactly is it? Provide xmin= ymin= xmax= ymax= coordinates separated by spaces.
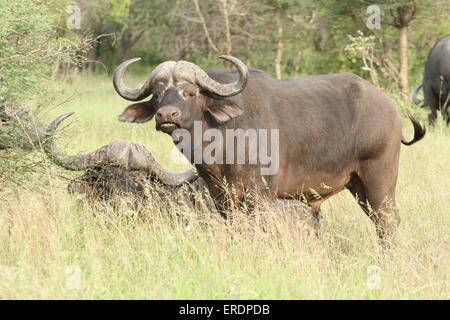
xmin=399 ymin=26 xmax=409 ymax=101
xmin=122 ymin=45 xmax=131 ymax=61
xmin=121 ymin=30 xmax=133 ymax=61
xmin=121 ymin=29 xmax=145 ymax=61
xmin=193 ymin=0 xmax=219 ymax=54
xmin=220 ymin=0 xmax=233 ymax=70
xmin=292 ymin=51 xmax=301 ymax=76
xmin=390 ymin=1 xmax=416 ymax=102
xmin=221 ymin=0 xmax=232 ymax=55
xmin=275 ymin=13 xmax=283 ymax=79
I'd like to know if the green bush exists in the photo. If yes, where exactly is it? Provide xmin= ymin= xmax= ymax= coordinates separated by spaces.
xmin=0 ymin=1 xmax=61 ymax=104
xmin=0 ymin=0 xmax=77 ymax=182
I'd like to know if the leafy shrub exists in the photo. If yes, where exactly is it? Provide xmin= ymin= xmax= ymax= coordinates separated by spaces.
xmin=0 ymin=0 xmax=78 ymax=181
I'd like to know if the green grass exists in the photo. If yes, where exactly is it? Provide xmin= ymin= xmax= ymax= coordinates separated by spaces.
xmin=0 ymin=73 xmax=449 ymax=299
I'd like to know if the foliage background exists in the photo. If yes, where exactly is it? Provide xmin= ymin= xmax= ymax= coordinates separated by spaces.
xmin=3 ymin=0 xmax=450 ymax=103
xmin=0 ymin=0 xmax=449 ymax=299
xmin=56 ymin=0 xmax=450 ymax=87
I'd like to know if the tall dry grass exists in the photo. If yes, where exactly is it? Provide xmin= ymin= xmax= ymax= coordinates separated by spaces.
xmin=0 ymin=74 xmax=448 ymax=299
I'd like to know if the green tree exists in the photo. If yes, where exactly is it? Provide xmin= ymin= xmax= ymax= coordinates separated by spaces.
xmin=0 ymin=0 xmax=80 ymax=182
xmin=0 ymin=0 xmax=74 ymax=105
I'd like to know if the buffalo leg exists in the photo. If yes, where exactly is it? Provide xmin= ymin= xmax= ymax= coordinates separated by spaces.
xmin=213 ymin=194 xmax=232 ymax=219
xmin=362 ymin=162 xmax=400 ymax=247
xmin=346 ymin=174 xmax=370 ymax=214
xmin=350 ymin=157 xmax=400 ymax=247
xmin=424 ymin=93 xmax=439 ymax=126
xmin=308 ymin=201 xmax=322 ymax=237
xmin=345 ymin=173 xmax=395 ymax=244
xmin=429 ymin=106 xmax=438 ymax=126
xmin=442 ymin=93 xmax=450 ymax=125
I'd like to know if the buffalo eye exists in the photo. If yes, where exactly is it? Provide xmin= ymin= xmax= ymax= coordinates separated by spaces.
xmin=151 ymin=93 xmax=160 ymax=102
xmin=183 ymin=90 xmax=196 ymax=100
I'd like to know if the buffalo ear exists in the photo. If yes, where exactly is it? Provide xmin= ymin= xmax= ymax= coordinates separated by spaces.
xmin=119 ymin=100 xmax=156 ymax=123
xmin=205 ymin=100 xmax=243 ymax=124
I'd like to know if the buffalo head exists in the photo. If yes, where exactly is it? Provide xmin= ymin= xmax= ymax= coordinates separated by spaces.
xmin=44 ymin=113 xmax=198 ymax=187
xmin=113 ymin=55 xmax=248 ymax=134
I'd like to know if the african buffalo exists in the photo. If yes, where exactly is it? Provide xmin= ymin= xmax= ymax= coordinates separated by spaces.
xmin=412 ymin=35 xmax=450 ymax=125
xmin=113 ymin=55 xmax=425 ymax=245
xmin=44 ymin=113 xmax=199 ymax=204
xmin=44 ymin=113 xmax=316 ymax=229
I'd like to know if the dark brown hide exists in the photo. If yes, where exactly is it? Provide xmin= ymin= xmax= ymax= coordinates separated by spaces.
xmin=115 ymin=58 xmax=425 ymax=245
xmin=67 ymin=165 xmax=202 ymax=209
xmin=412 ymin=35 xmax=450 ymax=125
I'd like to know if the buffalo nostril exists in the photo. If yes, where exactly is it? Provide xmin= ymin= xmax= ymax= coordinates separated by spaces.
xmin=171 ymin=110 xmax=180 ymax=118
